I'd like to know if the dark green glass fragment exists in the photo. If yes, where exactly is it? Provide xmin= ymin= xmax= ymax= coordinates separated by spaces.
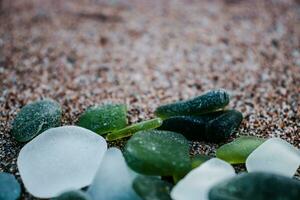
xmin=155 ymin=89 xmax=230 ymax=119
xmin=209 ymin=172 xmax=300 ymax=200
xmin=158 ymin=111 xmax=224 ymax=140
xmin=133 ymin=176 xmax=173 ymax=200
xmin=53 ymin=190 xmax=91 ymax=200
xmin=158 ymin=110 xmax=242 ymax=142
xmin=205 ymin=110 xmax=243 ymax=142
xmin=124 ymin=130 xmax=190 ymax=178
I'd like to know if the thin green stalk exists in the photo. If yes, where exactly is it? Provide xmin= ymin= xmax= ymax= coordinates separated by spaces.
xmin=106 ymin=118 xmax=163 ymax=141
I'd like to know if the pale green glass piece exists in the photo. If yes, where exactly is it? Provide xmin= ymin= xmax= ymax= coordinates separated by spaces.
xmin=216 ymin=136 xmax=266 ymax=164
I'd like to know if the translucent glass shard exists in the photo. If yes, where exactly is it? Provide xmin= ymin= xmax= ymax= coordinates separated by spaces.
xmin=87 ymin=148 xmax=141 ymax=200
xmin=17 ymin=126 xmax=107 ymax=198
xmin=246 ymin=138 xmax=300 ymax=177
xmin=171 ymin=158 xmax=235 ymax=200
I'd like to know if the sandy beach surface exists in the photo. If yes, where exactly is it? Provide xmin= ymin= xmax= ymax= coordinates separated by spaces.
xmin=0 ymin=0 xmax=299 ymax=199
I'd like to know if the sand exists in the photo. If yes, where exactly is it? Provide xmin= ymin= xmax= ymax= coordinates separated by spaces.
xmin=0 ymin=0 xmax=299 ymax=199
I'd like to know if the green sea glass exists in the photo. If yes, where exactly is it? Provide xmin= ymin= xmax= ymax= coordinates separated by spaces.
xmin=77 ymin=104 xmax=127 ymax=135
xmin=216 ymin=136 xmax=266 ymax=164
xmin=124 ymin=130 xmax=190 ymax=178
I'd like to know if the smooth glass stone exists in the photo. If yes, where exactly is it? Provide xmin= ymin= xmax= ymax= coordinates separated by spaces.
xmin=53 ymin=190 xmax=91 ymax=200
xmin=209 ymin=172 xmax=300 ymax=200
xmin=77 ymin=104 xmax=127 ymax=135
xmin=216 ymin=136 xmax=266 ymax=164
xmin=191 ymin=154 xmax=211 ymax=169
xmin=158 ymin=111 xmax=224 ymax=140
xmin=0 ymin=172 xmax=21 ymax=200
xmin=87 ymin=148 xmax=141 ymax=200
xmin=246 ymin=138 xmax=300 ymax=177
xmin=12 ymin=99 xmax=62 ymax=142
xmin=133 ymin=176 xmax=173 ymax=200
xmin=155 ymin=89 xmax=230 ymax=119
xmin=124 ymin=130 xmax=190 ymax=178
xmin=17 ymin=126 xmax=107 ymax=198
xmin=106 ymin=118 xmax=163 ymax=141
xmin=171 ymin=158 xmax=235 ymax=200
xmin=205 ymin=110 xmax=243 ymax=142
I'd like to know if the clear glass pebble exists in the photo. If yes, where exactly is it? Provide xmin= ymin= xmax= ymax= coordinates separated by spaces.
xmin=246 ymin=138 xmax=300 ymax=177
xmin=87 ymin=148 xmax=141 ymax=200
xmin=17 ymin=126 xmax=107 ymax=198
xmin=171 ymin=158 xmax=235 ymax=200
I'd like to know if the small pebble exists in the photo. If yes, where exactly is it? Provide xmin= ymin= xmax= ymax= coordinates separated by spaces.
xmin=171 ymin=158 xmax=235 ymax=200
xmin=209 ymin=172 xmax=300 ymax=200
xmin=17 ymin=126 xmax=107 ymax=198
xmin=106 ymin=118 xmax=163 ymax=141
xmin=133 ymin=176 xmax=173 ymax=200
xmin=154 ymin=89 xmax=230 ymax=119
xmin=53 ymin=190 xmax=91 ymax=200
xmin=216 ymin=136 xmax=266 ymax=164
xmin=77 ymin=104 xmax=127 ymax=135
xmin=87 ymin=148 xmax=141 ymax=200
xmin=124 ymin=130 xmax=190 ymax=178
xmin=12 ymin=99 xmax=62 ymax=142
xmin=246 ymin=138 xmax=300 ymax=177
xmin=0 ymin=172 xmax=21 ymax=200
